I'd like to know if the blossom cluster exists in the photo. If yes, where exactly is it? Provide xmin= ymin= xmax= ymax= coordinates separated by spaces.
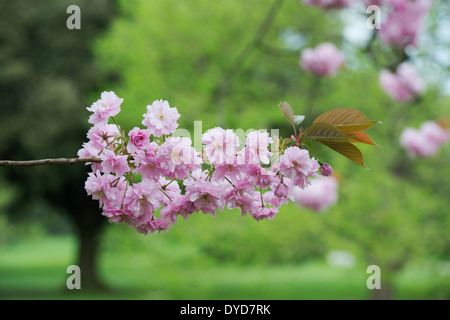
xmin=78 ymin=92 xmax=332 ymax=235
xmin=400 ymin=121 xmax=450 ymax=158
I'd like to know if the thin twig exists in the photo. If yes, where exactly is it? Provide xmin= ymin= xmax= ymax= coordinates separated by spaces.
xmin=0 ymin=157 xmax=101 ymax=167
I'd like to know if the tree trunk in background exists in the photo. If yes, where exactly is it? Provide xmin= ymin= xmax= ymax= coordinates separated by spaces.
xmin=370 ymin=281 xmax=394 ymax=300
xmin=75 ymin=222 xmax=107 ymax=291
xmin=70 ymin=183 xmax=109 ymax=292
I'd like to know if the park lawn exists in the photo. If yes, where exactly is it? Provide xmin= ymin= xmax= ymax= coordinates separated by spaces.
xmin=0 ymin=235 xmax=447 ymax=300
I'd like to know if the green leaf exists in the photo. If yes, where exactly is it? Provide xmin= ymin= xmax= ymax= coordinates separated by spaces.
xmin=304 ymin=122 xmax=353 ymax=142
xmin=301 ymin=140 xmax=314 ymax=151
xmin=313 ymin=108 xmax=379 ymax=132
xmin=285 ymin=140 xmax=297 ymax=146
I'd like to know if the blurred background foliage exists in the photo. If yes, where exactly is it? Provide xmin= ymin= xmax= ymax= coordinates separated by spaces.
xmin=0 ymin=0 xmax=449 ymax=299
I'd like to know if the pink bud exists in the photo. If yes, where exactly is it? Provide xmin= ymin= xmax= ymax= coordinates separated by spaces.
xmin=274 ymin=183 xmax=289 ymax=198
xmin=320 ymin=163 xmax=333 ymax=176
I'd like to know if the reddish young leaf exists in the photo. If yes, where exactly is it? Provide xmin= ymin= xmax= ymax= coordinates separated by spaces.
xmin=315 ymin=140 xmax=367 ymax=168
xmin=313 ymin=108 xmax=379 ymax=132
xmin=344 ymin=130 xmax=379 ymax=146
xmin=304 ymin=122 xmax=353 ymax=142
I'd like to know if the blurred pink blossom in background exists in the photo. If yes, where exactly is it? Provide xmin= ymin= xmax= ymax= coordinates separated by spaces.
xmin=293 ymin=175 xmax=338 ymax=212
xmin=300 ymin=42 xmax=345 ymax=77
xmin=379 ymin=0 xmax=432 ymax=48
xmin=400 ymin=121 xmax=450 ymax=158
xmin=379 ymin=63 xmax=425 ymax=102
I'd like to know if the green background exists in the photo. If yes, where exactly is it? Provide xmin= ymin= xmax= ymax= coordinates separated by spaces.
xmin=0 ymin=0 xmax=449 ymax=299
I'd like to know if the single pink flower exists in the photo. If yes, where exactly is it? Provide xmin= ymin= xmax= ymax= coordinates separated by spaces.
xmin=225 ymin=181 xmax=256 ymax=216
xmin=100 ymin=149 xmax=130 ymax=176
xmin=245 ymin=164 xmax=280 ymax=189
xmin=213 ymin=164 xmax=245 ymax=184
xmin=202 ymin=127 xmax=239 ymax=165
xmin=160 ymin=196 xmax=193 ymax=223
xmin=156 ymin=137 xmax=202 ymax=179
xmin=85 ymin=171 xmax=124 ymax=208
xmin=123 ymin=180 xmax=162 ymax=219
xmin=184 ymin=175 xmax=230 ymax=216
xmin=127 ymin=127 xmax=151 ymax=154
xmin=142 ymin=99 xmax=180 ymax=137
xmin=77 ymin=141 xmax=103 ymax=172
xmin=87 ymin=91 xmax=123 ymax=125
xmin=102 ymin=208 xmax=135 ymax=226
xmin=238 ymin=131 xmax=273 ymax=165
xmin=133 ymin=146 xmax=164 ymax=181
xmin=87 ymin=123 xmax=120 ymax=150
xmin=279 ymin=147 xmax=320 ymax=189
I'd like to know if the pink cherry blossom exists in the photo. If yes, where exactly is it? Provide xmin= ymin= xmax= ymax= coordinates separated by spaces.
xmin=77 ymin=141 xmax=103 ymax=172
xmin=279 ymin=146 xmax=320 ymax=189
xmin=85 ymin=171 xmax=124 ymax=208
xmin=225 ymin=181 xmax=257 ymax=216
xmin=213 ymin=163 xmax=245 ymax=184
xmin=127 ymin=127 xmax=151 ymax=155
xmin=156 ymin=137 xmax=202 ymax=179
xmin=87 ymin=123 xmax=120 ymax=150
xmin=202 ymin=127 xmax=239 ymax=165
xmin=142 ymin=99 xmax=180 ymax=137
xmin=102 ymin=208 xmax=135 ymax=226
xmin=99 ymin=149 xmax=130 ymax=176
xmin=249 ymin=191 xmax=280 ymax=222
xmin=246 ymin=164 xmax=280 ymax=189
xmin=123 ymin=180 xmax=162 ymax=219
xmin=238 ymin=131 xmax=273 ymax=165
xmin=133 ymin=146 xmax=163 ymax=181
xmin=300 ymin=43 xmax=345 ymax=77
xmin=160 ymin=196 xmax=193 ymax=223
xmin=184 ymin=174 xmax=230 ymax=216
xmin=87 ymin=91 xmax=123 ymax=125
xmin=250 ymin=206 xmax=279 ymax=222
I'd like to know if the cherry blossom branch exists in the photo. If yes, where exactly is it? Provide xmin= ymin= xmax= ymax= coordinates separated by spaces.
xmin=0 ymin=157 xmax=101 ymax=167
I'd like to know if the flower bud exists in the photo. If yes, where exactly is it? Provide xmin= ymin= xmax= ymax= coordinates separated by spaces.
xmin=274 ymin=182 xmax=289 ymax=198
xmin=320 ymin=163 xmax=333 ymax=177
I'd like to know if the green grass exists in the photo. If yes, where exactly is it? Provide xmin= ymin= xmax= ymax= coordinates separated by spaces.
xmin=0 ymin=235 xmax=448 ymax=300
